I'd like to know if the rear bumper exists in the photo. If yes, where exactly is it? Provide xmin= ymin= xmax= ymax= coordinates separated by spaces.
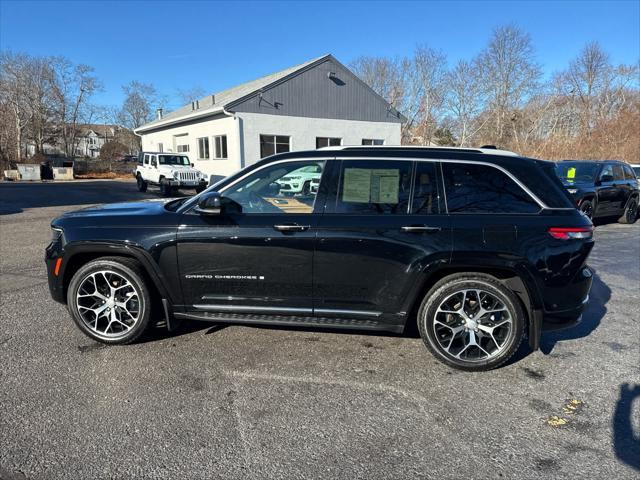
xmin=542 ymin=294 xmax=588 ymax=331
xmin=541 ymin=265 xmax=592 ymax=331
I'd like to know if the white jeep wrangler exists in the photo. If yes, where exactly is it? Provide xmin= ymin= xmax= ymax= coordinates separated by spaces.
xmin=135 ymin=152 xmax=208 ymax=197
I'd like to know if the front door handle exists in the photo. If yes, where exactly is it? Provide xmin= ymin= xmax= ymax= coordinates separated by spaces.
xmin=401 ymin=225 xmax=441 ymax=233
xmin=274 ymin=223 xmax=310 ymax=232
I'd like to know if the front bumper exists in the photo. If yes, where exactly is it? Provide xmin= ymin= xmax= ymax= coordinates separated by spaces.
xmin=45 ymin=239 xmax=66 ymax=303
xmin=167 ymin=178 xmax=208 ymax=189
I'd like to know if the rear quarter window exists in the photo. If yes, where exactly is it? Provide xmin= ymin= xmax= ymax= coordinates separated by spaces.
xmin=442 ymin=163 xmax=540 ymax=214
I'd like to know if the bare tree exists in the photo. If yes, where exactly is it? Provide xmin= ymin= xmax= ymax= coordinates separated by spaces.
xmin=445 ymin=59 xmax=484 ymax=146
xmin=49 ymin=58 xmax=101 ymax=157
xmin=406 ymin=46 xmax=447 ymax=145
xmin=0 ymin=52 xmax=34 ymax=160
xmin=477 ymin=25 xmax=542 ymax=145
xmin=119 ymin=81 xmax=160 ymax=131
xmin=176 ymin=86 xmax=206 ymax=106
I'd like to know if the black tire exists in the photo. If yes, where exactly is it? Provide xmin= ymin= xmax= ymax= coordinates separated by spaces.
xmin=195 ymin=185 xmax=206 ymax=194
xmin=618 ymin=196 xmax=638 ymax=224
xmin=580 ymin=199 xmax=594 ymax=219
xmin=417 ymin=273 xmax=525 ymax=371
xmin=302 ymin=180 xmax=311 ymax=195
xmin=136 ymin=174 xmax=147 ymax=192
xmin=159 ymin=177 xmax=172 ymax=197
xmin=66 ymin=257 xmax=152 ymax=345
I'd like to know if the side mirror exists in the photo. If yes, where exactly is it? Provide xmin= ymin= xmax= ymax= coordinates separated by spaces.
xmin=196 ymin=191 xmax=222 ymax=215
xmin=191 ymin=163 xmax=194 ymax=167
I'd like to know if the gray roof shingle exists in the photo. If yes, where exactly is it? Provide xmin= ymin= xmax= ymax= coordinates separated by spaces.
xmin=136 ymin=55 xmax=329 ymax=132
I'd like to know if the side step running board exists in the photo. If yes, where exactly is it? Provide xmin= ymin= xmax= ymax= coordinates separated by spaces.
xmin=173 ymin=311 xmax=403 ymax=333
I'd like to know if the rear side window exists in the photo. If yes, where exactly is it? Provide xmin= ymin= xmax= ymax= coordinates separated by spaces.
xmin=442 ymin=163 xmax=540 ymax=214
xmin=335 ymin=160 xmax=412 ymax=214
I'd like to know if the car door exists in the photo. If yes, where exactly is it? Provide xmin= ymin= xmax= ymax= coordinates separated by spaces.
xmin=595 ymin=164 xmax=617 ymax=215
xmin=313 ymin=158 xmax=451 ymax=330
xmin=175 ymin=157 xmax=329 ymax=314
xmin=612 ymin=163 xmax=631 ymax=214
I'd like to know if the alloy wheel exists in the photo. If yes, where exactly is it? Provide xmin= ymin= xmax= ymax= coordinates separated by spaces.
xmin=75 ymin=270 xmax=142 ymax=339
xmin=432 ymin=288 xmax=514 ymax=362
xmin=581 ymin=201 xmax=593 ymax=219
xmin=627 ymin=199 xmax=638 ymax=223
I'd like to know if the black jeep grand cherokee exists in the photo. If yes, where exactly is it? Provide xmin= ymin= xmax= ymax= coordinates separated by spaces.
xmin=46 ymin=147 xmax=594 ymax=371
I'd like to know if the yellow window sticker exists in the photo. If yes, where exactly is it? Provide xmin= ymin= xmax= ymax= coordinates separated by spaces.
xmin=567 ymin=167 xmax=576 ymax=179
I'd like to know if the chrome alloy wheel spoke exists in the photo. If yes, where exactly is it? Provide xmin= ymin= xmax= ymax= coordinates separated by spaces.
xmin=75 ymin=270 xmax=141 ymax=338
xmin=433 ymin=288 xmax=513 ymax=362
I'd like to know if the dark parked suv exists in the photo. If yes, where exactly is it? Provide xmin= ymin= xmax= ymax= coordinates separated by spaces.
xmin=555 ymin=160 xmax=639 ymax=223
xmin=46 ymin=147 xmax=595 ymax=371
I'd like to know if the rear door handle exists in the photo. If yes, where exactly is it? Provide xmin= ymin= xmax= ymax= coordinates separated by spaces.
xmin=274 ymin=223 xmax=310 ymax=232
xmin=401 ymin=225 xmax=441 ymax=233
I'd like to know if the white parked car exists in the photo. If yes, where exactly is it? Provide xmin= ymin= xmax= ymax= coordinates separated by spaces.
xmin=276 ymin=164 xmax=323 ymax=196
xmin=631 ymin=164 xmax=640 ymax=178
xmin=135 ymin=152 xmax=208 ymax=197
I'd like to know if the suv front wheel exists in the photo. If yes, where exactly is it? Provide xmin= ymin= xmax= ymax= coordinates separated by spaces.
xmin=67 ymin=257 xmax=152 ymax=344
xmin=136 ymin=174 xmax=147 ymax=192
xmin=417 ymin=273 xmax=525 ymax=371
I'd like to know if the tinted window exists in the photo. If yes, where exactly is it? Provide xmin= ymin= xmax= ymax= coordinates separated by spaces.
xmin=613 ymin=164 xmax=625 ymax=181
xmin=555 ymin=162 xmax=597 ymax=182
xmin=223 ymin=160 xmax=325 ymax=214
xmin=624 ymin=165 xmax=637 ymax=179
xmin=411 ymin=162 xmax=439 ymax=214
xmin=336 ymin=160 xmax=412 ymax=214
xmin=442 ymin=163 xmax=540 ymax=214
xmin=599 ymin=165 xmax=614 ymax=181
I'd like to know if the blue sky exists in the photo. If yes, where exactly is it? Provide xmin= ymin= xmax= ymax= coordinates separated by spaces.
xmin=1 ymin=0 xmax=638 ymax=111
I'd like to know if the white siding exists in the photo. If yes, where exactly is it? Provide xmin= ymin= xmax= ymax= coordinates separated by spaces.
xmin=237 ymin=112 xmax=401 ymax=167
xmin=140 ymin=115 xmax=241 ymax=178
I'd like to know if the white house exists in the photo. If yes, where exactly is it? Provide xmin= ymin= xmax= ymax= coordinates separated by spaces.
xmin=134 ymin=54 xmax=404 ymax=180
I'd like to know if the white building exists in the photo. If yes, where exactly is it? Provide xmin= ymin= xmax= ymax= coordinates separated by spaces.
xmin=135 ymin=54 xmax=404 ymax=180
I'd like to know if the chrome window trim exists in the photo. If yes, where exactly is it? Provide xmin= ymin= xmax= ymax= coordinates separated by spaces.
xmin=199 ymin=154 xmax=557 ymax=212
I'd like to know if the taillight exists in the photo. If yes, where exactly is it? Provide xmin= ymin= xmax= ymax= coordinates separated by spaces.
xmin=548 ymin=227 xmax=593 ymax=240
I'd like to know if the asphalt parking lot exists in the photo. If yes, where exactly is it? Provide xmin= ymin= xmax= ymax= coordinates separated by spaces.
xmin=0 ymin=179 xmax=639 ymax=480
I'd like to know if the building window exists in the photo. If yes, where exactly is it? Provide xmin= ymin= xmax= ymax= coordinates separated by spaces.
xmin=362 ymin=139 xmax=384 ymax=146
xmin=316 ymin=137 xmax=341 ymax=148
xmin=176 ymin=144 xmax=189 ymax=153
xmin=260 ymin=135 xmax=290 ymax=158
xmin=197 ymin=137 xmax=209 ymax=159
xmin=213 ymin=135 xmax=228 ymax=159
xmin=157 ymin=143 xmax=164 ymax=152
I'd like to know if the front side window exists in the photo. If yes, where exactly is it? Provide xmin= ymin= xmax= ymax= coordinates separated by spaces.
xmin=214 ymin=135 xmax=228 ymax=159
xmin=442 ymin=163 xmax=540 ymax=214
xmin=316 ymin=137 xmax=341 ymax=148
xmin=159 ymin=155 xmax=190 ymax=166
xmin=260 ymin=135 xmax=290 ymax=158
xmin=223 ymin=160 xmax=325 ymax=214
xmin=334 ymin=160 xmax=412 ymax=214
xmin=362 ymin=139 xmax=384 ymax=146
xmin=197 ymin=137 xmax=210 ymax=159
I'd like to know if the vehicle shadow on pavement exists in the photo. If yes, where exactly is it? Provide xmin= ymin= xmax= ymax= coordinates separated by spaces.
xmin=538 ymin=271 xmax=610 ymax=355
xmin=613 ymin=383 xmax=640 ymax=471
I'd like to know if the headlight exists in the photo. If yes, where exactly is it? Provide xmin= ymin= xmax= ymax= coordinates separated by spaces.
xmin=567 ymin=188 xmax=578 ymax=194
xmin=51 ymin=227 xmax=63 ymax=243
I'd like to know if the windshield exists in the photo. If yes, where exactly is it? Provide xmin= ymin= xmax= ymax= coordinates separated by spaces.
xmin=555 ymin=162 xmax=598 ymax=182
xmin=633 ymin=166 xmax=640 ymax=177
xmin=159 ymin=155 xmax=190 ymax=166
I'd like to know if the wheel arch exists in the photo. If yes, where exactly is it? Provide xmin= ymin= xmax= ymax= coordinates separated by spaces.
xmin=407 ymin=264 xmax=543 ymax=350
xmin=60 ymin=243 xmax=172 ymax=305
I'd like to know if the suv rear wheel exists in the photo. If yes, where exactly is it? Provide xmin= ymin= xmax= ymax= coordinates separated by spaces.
xmin=67 ymin=257 xmax=152 ymax=344
xmin=417 ymin=273 xmax=524 ymax=371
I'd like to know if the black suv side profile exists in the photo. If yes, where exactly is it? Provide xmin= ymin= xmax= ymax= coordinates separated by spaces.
xmin=555 ymin=160 xmax=639 ymax=223
xmin=46 ymin=147 xmax=594 ymax=371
